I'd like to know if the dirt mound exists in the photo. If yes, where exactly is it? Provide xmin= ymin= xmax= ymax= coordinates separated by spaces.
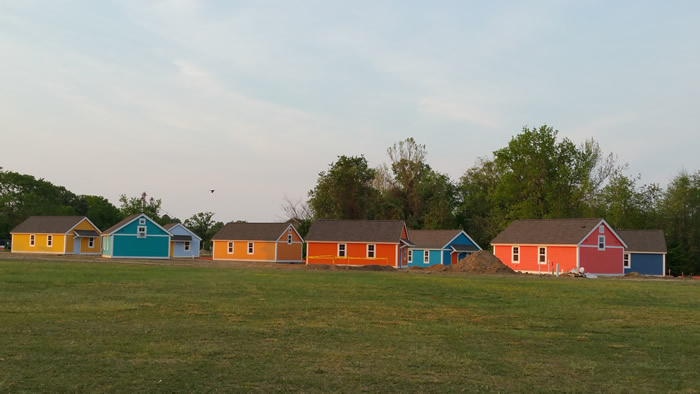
xmin=451 ymin=251 xmax=515 ymax=274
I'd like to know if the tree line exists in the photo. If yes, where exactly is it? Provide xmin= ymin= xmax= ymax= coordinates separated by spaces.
xmin=0 ymin=172 xmax=224 ymax=251
xmin=290 ymin=126 xmax=699 ymax=275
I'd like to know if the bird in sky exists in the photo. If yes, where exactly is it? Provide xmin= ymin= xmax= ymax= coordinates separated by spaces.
xmin=210 ymin=190 xmax=215 ymax=193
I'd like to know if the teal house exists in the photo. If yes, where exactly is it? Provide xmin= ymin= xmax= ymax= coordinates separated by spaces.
xmin=408 ymin=229 xmax=481 ymax=267
xmin=101 ymin=213 xmax=171 ymax=259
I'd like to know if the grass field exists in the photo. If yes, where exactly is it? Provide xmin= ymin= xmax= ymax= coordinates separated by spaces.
xmin=0 ymin=259 xmax=698 ymax=392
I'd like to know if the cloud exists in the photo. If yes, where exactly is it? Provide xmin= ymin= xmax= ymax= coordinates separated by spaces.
xmin=419 ymin=96 xmax=500 ymax=129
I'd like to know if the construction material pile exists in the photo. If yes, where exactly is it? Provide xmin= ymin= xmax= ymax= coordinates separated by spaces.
xmin=415 ymin=251 xmax=515 ymax=274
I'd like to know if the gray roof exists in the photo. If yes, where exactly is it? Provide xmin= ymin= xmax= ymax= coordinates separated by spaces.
xmin=306 ymin=220 xmax=406 ymax=243
xmin=171 ymin=235 xmax=192 ymax=241
xmin=409 ymin=229 xmax=464 ymax=249
xmin=163 ymin=223 xmax=178 ymax=230
xmin=102 ymin=214 xmax=141 ymax=235
xmin=74 ymin=229 xmax=100 ymax=237
xmin=11 ymin=216 xmax=90 ymax=234
xmin=212 ymin=222 xmax=291 ymax=241
xmin=617 ymin=230 xmax=667 ymax=253
xmin=451 ymin=244 xmax=480 ymax=252
xmin=491 ymin=218 xmax=604 ymax=245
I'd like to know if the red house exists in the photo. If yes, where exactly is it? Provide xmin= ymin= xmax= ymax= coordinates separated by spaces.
xmin=305 ymin=220 xmax=412 ymax=267
xmin=491 ymin=218 xmax=627 ymax=275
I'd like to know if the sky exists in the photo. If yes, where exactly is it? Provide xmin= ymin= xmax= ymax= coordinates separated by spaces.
xmin=1 ymin=0 xmax=699 ymax=223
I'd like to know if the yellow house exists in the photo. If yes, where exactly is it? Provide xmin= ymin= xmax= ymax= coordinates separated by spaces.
xmin=11 ymin=216 xmax=102 ymax=255
xmin=212 ymin=222 xmax=304 ymax=263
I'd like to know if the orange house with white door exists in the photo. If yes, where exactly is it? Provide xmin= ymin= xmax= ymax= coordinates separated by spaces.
xmin=305 ymin=220 xmax=412 ymax=267
xmin=211 ymin=222 xmax=303 ymax=263
xmin=491 ymin=218 xmax=627 ymax=275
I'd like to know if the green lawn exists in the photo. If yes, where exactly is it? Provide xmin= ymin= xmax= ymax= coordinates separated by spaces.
xmin=0 ymin=260 xmax=698 ymax=392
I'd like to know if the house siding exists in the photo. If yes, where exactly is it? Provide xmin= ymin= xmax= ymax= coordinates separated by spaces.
xmin=104 ymin=215 xmax=170 ymax=259
xmin=168 ymin=225 xmax=200 ymax=258
xmin=579 ymin=246 xmax=623 ymax=274
xmin=307 ymin=242 xmax=397 ymax=266
xmin=11 ymin=233 xmax=66 ymax=254
xmin=625 ymin=253 xmax=664 ymax=276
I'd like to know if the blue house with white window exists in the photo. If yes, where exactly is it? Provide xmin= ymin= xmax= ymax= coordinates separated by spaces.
xmin=407 ymin=229 xmax=481 ymax=267
xmin=164 ymin=223 xmax=201 ymax=258
xmin=101 ymin=213 xmax=171 ymax=259
xmin=618 ymin=230 xmax=667 ymax=276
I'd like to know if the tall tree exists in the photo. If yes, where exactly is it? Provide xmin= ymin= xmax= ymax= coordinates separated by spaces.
xmin=308 ymin=155 xmax=379 ymax=220
xmin=456 ymin=157 xmax=502 ymax=247
xmin=387 ymin=138 xmax=430 ymax=223
xmin=661 ymin=170 xmax=700 ymax=275
xmin=119 ymin=192 xmax=164 ymax=223
xmin=184 ymin=212 xmax=217 ymax=251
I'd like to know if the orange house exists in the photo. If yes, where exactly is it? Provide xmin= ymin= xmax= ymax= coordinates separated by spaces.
xmin=305 ymin=220 xmax=412 ymax=268
xmin=211 ymin=222 xmax=303 ymax=263
xmin=491 ymin=218 xmax=627 ymax=275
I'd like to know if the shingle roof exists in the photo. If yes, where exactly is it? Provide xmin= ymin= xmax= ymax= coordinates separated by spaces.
xmin=163 ymin=223 xmax=178 ymax=230
xmin=490 ymin=218 xmax=603 ymax=245
xmin=11 ymin=216 xmax=88 ymax=234
xmin=617 ymin=230 xmax=667 ymax=253
xmin=409 ymin=229 xmax=464 ymax=249
xmin=305 ymin=220 xmax=406 ymax=243
xmin=102 ymin=214 xmax=141 ymax=235
xmin=74 ymin=229 xmax=100 ymax=237
xmin=212 ymin=222 xmax=290 ymax=241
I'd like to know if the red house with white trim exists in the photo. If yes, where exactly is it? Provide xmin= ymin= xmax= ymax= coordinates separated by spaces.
xmin=491 ymin=218 xmax=627 ymax=275
xmin=305 ymin=220 xmax=412 ymax=267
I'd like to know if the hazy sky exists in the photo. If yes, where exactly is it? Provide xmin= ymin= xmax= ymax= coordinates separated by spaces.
xmin=1 ymin=1 xmax=698 ymax=223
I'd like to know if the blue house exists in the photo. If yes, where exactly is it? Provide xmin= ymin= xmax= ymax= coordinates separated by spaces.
xmin=101 ymin=214 xmax=171 ymax=259
xmin=408 ymin=229 xmax=481 ymax=267
xmin=618 ymin=230 xmax=667 ymax=276
xmin=164 ymin=223 xmax=201 ymax=258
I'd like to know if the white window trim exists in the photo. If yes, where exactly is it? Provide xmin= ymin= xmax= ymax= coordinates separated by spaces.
xmin=423 ymin=250 xmax=429 ymax=264
xmin=512 ymin=246 xmax=519 ymax=263
xmin=88 ymin=237 xmax=94 ymax=248
xmin=137 ymin=226 xmax=147 ymax=238
xmin=338 ymin=243 xmax=346 ymax=257
xmin=227 ymin=242 xmax=234 ymax=254
xmin=623 ymin=253 xmax=631 ymax=269
xmin=184 ymin=241 xmax=191 ymax=251
xmin=538 ymin=246 xmax=547 ymax=265
xmin=367 ymin=244 xmax=376 ymax=258
xmin=598 ymin=235 xmax=605 ymax=251
xmin=287 ymin=234 xmax=292 ymax=244
xmin=139 ymin=218 xmax=146 ymax=225
xmin=599 ymin=225 xmax=605 ymax=233
xmin=407 ymin=250 xmax=413 ymax=263
xmin=30 ymin=234 xmax=36 ymax=247
xmin=247 ymin=242 xmax=254 ymax=255
xmin=47 ymin=235 xmax=53 ymax=247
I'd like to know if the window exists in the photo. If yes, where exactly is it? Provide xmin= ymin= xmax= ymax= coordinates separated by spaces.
xmin=137 ymin=226 xmax=147 ymax=238
xmin=539 ymin=247 xmax=546 ymax=265
xmin=227 ymin=242 xmax=234 ymax=254
xmin=248 ymin=242 xmax=254 ymax=254
xmin=367 ymin=244 xmax=375 ymax=258
xmin=599 ymin=225 xmax=605 ymax=233
xmin=139 ymin=218 xmax=146 ymax=225
xmin=88 ymin=237 xmax=94 ymax=248
xmin=424 ymin=250 xmax=429 ymax=263
xmin=624 ymin=254 xmax=630 ymax=269
xmin=47 ymin=235 xmax=53 ymax=247
xmin=30 ymin=234 xmax=36 ymax=247
xmin=512 ymin=246 xmax=519 ymax=263
xmin=408 ymin=250 xmax=413 ymax=263
xmin=598 ymin=235 xmax=605 ymax=250
xmin=184 ymin=241 xmax=191 ymax=251
xmin=338 ymin=244 xmax=346 ymax=257
xmin=287 ymin=234 xmax=292 ymax=244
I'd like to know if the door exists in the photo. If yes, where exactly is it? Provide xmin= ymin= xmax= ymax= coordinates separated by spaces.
xmin=74 ymin=238 xmax=81 ymax=254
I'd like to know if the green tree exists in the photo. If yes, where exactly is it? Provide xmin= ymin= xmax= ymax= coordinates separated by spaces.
xmin=308 ymin=155 xmax=379 ymax=220
xmin=119 ymin=192 xmax=164 ymax=223
xmin=387 ymin=138 xmax=430 ymax=224
xmin=418 ymin=170 xmax=457 ymax=229
xmin=456 ymin=157 xmax=502 ymax=247
xmin=83 ymin=195 xmax=122 ymax=231
xmin=184 ymin=212 xmax=217 ymax=251
xmin=661 ymin=170 xmax=700 ymax=275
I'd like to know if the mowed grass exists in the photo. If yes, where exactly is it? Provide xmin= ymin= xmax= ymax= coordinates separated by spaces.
xmin=0 ymin=260 xmax=698 ymax=392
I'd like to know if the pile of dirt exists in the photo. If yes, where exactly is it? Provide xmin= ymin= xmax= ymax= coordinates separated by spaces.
xmin=450 ymin=251 xmax=515 ymax=274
